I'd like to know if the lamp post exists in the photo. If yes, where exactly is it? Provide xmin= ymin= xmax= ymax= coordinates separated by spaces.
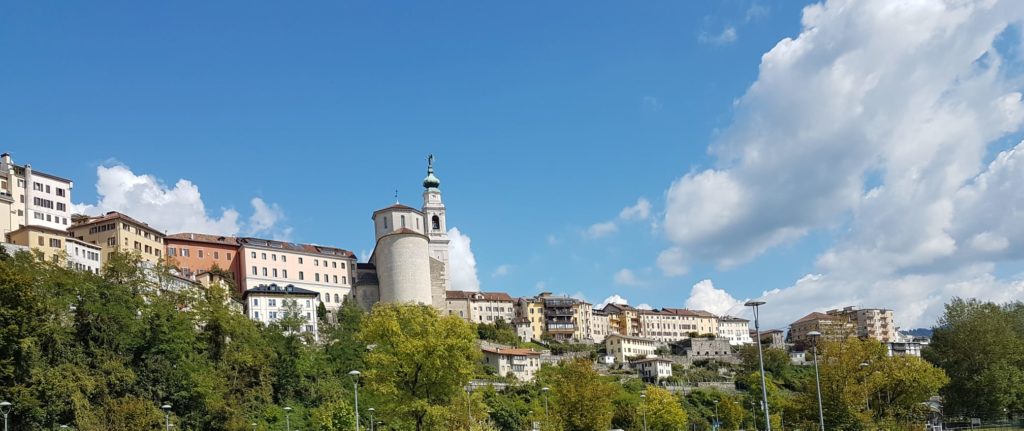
xmin=713 ymin=399 xmax=720 ymax=431
xmin=252 ymin=422 xmax=257 ymax=431
xmin=466 ymin=386 xmax=473 ymax=425
xmin=745 ymin=300 xmax=772 ymax=431
xmin=541 ymin=387 xmax=550 ymax=417
xmin=284 ymin=406 xmax=292 ymax=431
xmin=161 ymin=403 xmax=172 ymax=431
xmin=640 ymin=392 xmax=648 ymax=431
xmin=860 ymin=362 xmax=871 ymax=415
xmin=0 ymin=401 xmax=11 ymax=431
xmin=808 ymin=331 xmax=826 ymax=431
xmin=368 ymin=408 xmax=375 ymax=431
xmin=349 ymin=370 xmax=362 ymax=431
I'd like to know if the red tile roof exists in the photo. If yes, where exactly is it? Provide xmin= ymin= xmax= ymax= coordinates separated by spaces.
xmin=792 ymin=312 xmax=839 ymax=325
xmin=481 ymin=346 xmax=541 ymax=356
xmin=166 ymin=232 xmax=239 ymax=246
xmin=446 ymin=290 xmax=514 ymax=302
xmin=70 ymin=211 xmax=164 ymax=236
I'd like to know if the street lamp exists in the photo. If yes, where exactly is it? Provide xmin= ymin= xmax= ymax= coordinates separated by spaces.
xmin=349 ymin=370 xmax=362 ymax=431
xmin=808 ymin=331 xmax=825 ymax=431
xmin=541 ymin=387 xmax=550 ymax=417
xmin=713 ymin=399 xmax=720 ymax=431
xmin=251 ymin=422 xmax=257 ymax=431
xmin=745 ymin=300 xmax=772 ymax=431
xmin=0 ymin=401 xmax=11 ymax=431
xmin=284 ymin=406 xmax=293 ymax=431
xmin=161 ymin=403 xmax=172 ymax=431
xmin=860 ymin=362 xmax=871 ymax=414
xmin=368 ymin=408 xmax=375 ymax=431
xmin=640 ymin=392 xmax=648 ymax=431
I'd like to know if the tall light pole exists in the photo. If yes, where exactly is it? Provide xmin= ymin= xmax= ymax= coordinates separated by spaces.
xmin=808 ymin=331 xmax=825 ymax=431
xmin=745 ymin=300 xmax=772 ymax=431
xmin=161 ymin=403 xmax=172 ymax=431
xmin=466 ymin=386 xmax=473 ymax=426
xmin=0 ymin=401 xmax=11 ymax=431
xmin=860 ymin=362 xmax=871 ymax=415
xmin=713 ymin=399 xmax=720 ymax=431
xmin=541 ymin=387 xmax=550 ymax=417
xmin=284 ymin=406 xmax=292 ymax=431
xmin=368 ymin=408 xmax=375 ymax=431
xmin=252 ymin=422 xmax=257 ymax=431
xmin=349 ymin=370 xmax=362 ymax=431
xmin=640 ymin=392 xmax=648 ymax=431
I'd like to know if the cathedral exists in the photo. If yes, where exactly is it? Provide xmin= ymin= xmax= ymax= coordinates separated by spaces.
xmin=352 ymin=155 xmax=451 ymax=310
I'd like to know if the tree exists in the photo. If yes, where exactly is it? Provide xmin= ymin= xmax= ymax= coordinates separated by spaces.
xmin=547 ymin=359 xmax=615 ymax=431
xmin=309 ymin=399 xmax=356 ymax=431
xmin=642 ymin=386 xmax=688 ymax=431
xmin=925 ymin=298 xmax=1024 ymax=419
xmin=357 ymin=303 xmax=480 ymax=431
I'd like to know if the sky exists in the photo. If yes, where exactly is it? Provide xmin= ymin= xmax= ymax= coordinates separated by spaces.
xmin=3 ymin=0 xmax=1024 ymax=329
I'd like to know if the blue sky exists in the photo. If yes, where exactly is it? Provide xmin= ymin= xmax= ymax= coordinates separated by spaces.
xmin=4 ymin=1 xmax=1024 ymax=328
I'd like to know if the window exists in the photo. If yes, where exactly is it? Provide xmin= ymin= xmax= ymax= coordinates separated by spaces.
xmin=107 ymin=237 xmax=116 ymax=246
xmin=254 ymin=311 xmax=260 ymax=320
xmin=282 ymin=270 xmax=288 ymax=278
xmin=334 ymin=294 xmax=340 ymax=303
xmin=33 ymin=182 xmax=43 ymax=191
xmin=432 ymin=215 xmax=440 ymax=230
xmin=252 ymin=266 xmax=258 ymax=275
xmin=168 ymin=247 xmax=176 ymax=256
xmin=181 ymin=248 xmax=190 ymax=257
xmin=261 ymin=253 xmax=267 ymax=260
xmin=298 ymin=257 xmax=303 ymax=264
xmin=269 ymin=312 xmax=277 ymax=319
xmin=272 ymin=254 xmax=277 ymax=261
xmin=273 ymin=269 xmax=278 ymax=277
xmin=198 ymin=250 xmax=204 ymax=258
xmin=332 ymin=261 xmax=337 ymax=268
xmin=251 ymin=251 xmax=256 ymax=258
xmin=156 ymin=249 xmax=161 ymax=257
xmin=341 ymin=262 xmax=346 ymax=269
xmin=262 ymin=267 xmax=268 ymax=276
xmin=281 ymin=255 xmax=286 ymax=262
xmin=269 ymin=299 xmax=277 ymax=306
xmin=401 ymin=215 xmax=406 ymax=227
xmin=315 ymin=273 xmax=320 ymax=282
xmin=56 ymin=188 xmax=65 ymax=197
xmin=45 ymin=185 xmax=50 ymax=193
xmin=37 ymin=236 xmax=44 ymax=246
xmin=214 ymin=251 xmax=219 ymax=259
xmin=314 ymin=259 xmax=319 ymax=267
xmin=299 ymin=271 xmax=304 ymax=280
xmin=227 ymin=252 xmax=232 ymax=260
xmin=56 ymin=202 xmax=66 ymax=211
xmin=383 ymin=217 xmax=388 ymax=229
xmin=252 ymin=298 xmax=259 ymax=306
xmin=306 ymin=300 xmax=311 ymax=307
xmin=332 ymin=275 xmax=338 ymax=284
xmin=342 ymin=276 xmax=347 ymax=284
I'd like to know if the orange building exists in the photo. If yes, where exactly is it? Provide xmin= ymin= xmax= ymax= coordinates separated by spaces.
xmin=165 ymin=233 xmax=241 ymax=290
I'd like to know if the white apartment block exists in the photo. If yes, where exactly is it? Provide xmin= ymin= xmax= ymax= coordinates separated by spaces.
xmin=605 ymin=333 xmax=662 ymax=363
xmin=238 ymin=237 xmax=356 ymax=316
xmin=630 ymin=357 xmax=673 ymax=382
xmin=826 ymin=306 xmax=897 ymax=342
xmin=717 ymin=316 xmax=753 ymax=345
xmin=244 ymin=284 xmax=320 ymax=342
xmin=65 ymin=238 xmax=102 ymax=274
xmin=638 ymin=308 xmax=719 ymax=343
xmin=444 ymin=290 xmax=516 ymax=323
xmin=481 ymin=347 xmax=542 ymax=381
xmin=0 ymin=153 xmax=74 ymax=236
xmin=573 ymin=301 xmax=594 ymax=342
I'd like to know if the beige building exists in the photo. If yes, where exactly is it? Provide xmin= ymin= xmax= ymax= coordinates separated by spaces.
xmin=605 ymin=333 xmax=662 ymax=363
xmin=0 ymin=153 xmax=74 ymax=236
xmin=826 ymin=306 xmax=897 ymax=342
xmin=238 ymin=237 xmax=356 ymax=318
xmin=481 ymin=346 xmax=542 ymax=382
xmin=788 ymin=312 xmax=856 ymax=347
xmin=444 ymin=290 xmax=516 ymax=323
xmin=662 ymin=308 xmax=719 ymax=335
xmin=602 ymin=303 xmax=640 ymax=337
xmin=243 ymin=284 xmax=320 ymax=342
xmin=590 ymin=310 xmax=611 ymax=343
xmin=6 ymin=225 xmax=101 ymax=273
xmin=572 ymin=301 xmax=594 ymax=342
xmin=635 ymin=308 xmax=719 ymax=343
xmin=69 ymin=211 xmax=165 ymax=264
xmin=515 ymin=297 xmax=545 ymax=341
xmin=630 ymin=357 xmax=673 ymax=382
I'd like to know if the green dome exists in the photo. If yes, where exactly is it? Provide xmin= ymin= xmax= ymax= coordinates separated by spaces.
xmin=423 ymin=154 xmax=441 ymax=189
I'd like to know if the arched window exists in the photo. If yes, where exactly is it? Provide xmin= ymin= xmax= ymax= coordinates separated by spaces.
xmin=334 ymin=294 xmax=340 ymax=303
xmin=432 ymin=215 xmax=440 ymax=230
xmin=401 ymin=215 xmax=406 ymax=228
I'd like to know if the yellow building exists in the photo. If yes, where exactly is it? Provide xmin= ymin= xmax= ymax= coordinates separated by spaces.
xmin=516 ymin=297 xmax=545 ymax=341
xmin=788 ymin=312 xmax=855 ymax=347
xmin=6 ymin=225 xmax=103 ymax=273
xmin=69 ymin=211 xmax=165 ymax=265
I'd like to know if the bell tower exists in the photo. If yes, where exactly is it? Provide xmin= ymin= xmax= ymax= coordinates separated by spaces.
xmin=422 ymin=154 xmax=450 ymax=291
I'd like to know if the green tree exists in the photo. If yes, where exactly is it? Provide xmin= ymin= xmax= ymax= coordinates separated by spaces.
xmin=309 ymin=399 xmax=356 ymax=431
xmin=642 ymin=386 xmax=688 ymax=431
xmin=547 ymin=359 xmax=615 ymax=431
xmin=358 ymin=303 xmax=480 ymax=431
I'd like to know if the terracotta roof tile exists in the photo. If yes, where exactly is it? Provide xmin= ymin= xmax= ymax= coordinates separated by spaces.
xmin=446 ymin=290 xmax=514 ymax=302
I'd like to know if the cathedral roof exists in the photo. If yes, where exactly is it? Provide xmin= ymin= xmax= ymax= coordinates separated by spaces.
xmin=423 ymin=154 xmax=441 ymax=190
xmin=372 ymin=204 xmax=423 ymax=216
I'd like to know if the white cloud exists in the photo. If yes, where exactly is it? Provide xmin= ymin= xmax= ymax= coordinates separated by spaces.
xmin=72 ymin=164 xmax=289 ymax=237
xmin=745 ymin=3 xmax=770 ymax=22
xmin=448 ymin=227 xmax=481 ymax=292
xmin=546 ymin=234 xmax=561 ymax=246
xmin=636 ymin=303 xmax=654 ymax=310
xmin=684 ymin=280 xmax=746 ymax=317
xmin=571 ymin=291 xmax=588 ymax=301
xmin=613 ymin=268 xmax=643 ymax=286
xmin=492 ymin=264 xmax=512 ymax=278
xmin=666 ymin=0 xmax=1024 ymax=329
xmin=699 ymin=26 xmax=737 ymax=45
xmin=642 ymin=96 xmax=663 ymax=112
xmin=585 ymin=221 xmax=618 ymax=239
xmin=619 ymin=198 xmax=652 ymax=221
xmin=598 ymin=294 xmax=629 ymax=309
xmin=656 ymin=247 xmax=689 ymax=277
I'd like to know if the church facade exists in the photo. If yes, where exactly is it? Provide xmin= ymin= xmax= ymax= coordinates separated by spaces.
xmin=352 ymin=155 xmax=452 ymax=310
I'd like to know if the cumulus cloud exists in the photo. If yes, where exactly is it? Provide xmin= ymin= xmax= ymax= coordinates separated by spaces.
xmin=448 ymin=227 xmax=481 ymax=292
xmin=72 ymin=164 xmax=289 ymax=237
xmin=699 ymin=26 xmax=737 ymax=45
xmin=585 ymin=221 xmax=618 ymax=239
xmin=684 ymin=280 xmax=746 ymax=317
xmin=636 ymin=303 xmax=654 ymax=310
xmin=642 ymin=96 xmax=663 ymax=112
xmin=598 ymin=294 xmax=629 ymax=309
xmin=656 ymin=247 xmax=689 ymax=277
xmin=619 ymin=198 xmax=652 ymax=221
xmin=492 ymin=264 xmax=512 ymax=278
xmin=613 ymin=268 xmax=643 ymax=286
xmin=667 ymin=0 xmax=1024 ymax=328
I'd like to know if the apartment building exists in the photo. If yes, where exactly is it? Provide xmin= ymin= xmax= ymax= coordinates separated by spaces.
xmin=0 ymin=153 xmax=74 ymax=236
xmin=238 ymin=237 xmax=356 ymax=317
xmin=69 ymin=211 xmax=165 ymax=264
xmin=630 ymin=357 xmax=673 ymax=382
xmin=605 ymin=333 xmax=662 ymax=363
xmin=602 ymin=303 xmax=640 ymax=337
xmin=515 ymin=297 xmax=545 ymax=341
xmin=590 ymin=310 xmax=611 ymax=343
xmin=165 ymin=233 xmax=241 ymax=287
xmin=540 ymin=294 xmax=577 ymax=342
xmin=481 ymin=347 xmax=542 ymax=381
xmin=572 ymin=301 xmax=594 ymax=342
xmin=718 ymin=316 xmax=753 ymax=345
xmin=6 ymin=225 xmax=101 ymax=273
xmin=826 ymin=306 xmax=897 ymax=342
xmin=243 ymin=283 xmax=320 ymax=342
xmin=788 ymin=312 xmax=856 ymax=347
xmin=662 ymin=308 xmax=719 ymax=335
xmin=444 ymin=290 xmax=516 ymax=323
